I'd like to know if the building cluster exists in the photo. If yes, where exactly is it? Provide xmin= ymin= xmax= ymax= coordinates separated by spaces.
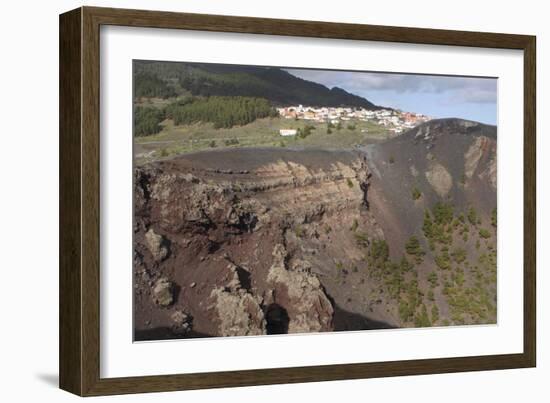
xmin=276 ymin=105 xmax=431 ymax=135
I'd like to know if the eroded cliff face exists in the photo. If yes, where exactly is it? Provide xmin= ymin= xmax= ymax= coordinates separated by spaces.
xmin=133 ymin=149 xmax=386 ymax=340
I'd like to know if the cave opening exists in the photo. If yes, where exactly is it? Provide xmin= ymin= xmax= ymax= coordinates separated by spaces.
xmin=265 ymin=303 xmax=289 ymax=335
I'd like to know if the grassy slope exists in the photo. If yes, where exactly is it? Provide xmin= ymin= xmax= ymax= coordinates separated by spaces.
xmin=134 ymin=116 xmax=391 ymax=164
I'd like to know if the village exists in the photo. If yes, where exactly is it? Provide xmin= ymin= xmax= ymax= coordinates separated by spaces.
xmin=276 ymin=105 xmax=431 ymax=136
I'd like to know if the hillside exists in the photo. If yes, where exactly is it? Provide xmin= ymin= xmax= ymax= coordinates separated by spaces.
xmin=134 ymin=60 xmax=380 ymax=108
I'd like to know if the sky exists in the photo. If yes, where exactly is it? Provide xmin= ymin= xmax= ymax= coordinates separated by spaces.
xmin=284 ymin=69 xmax=497 ymax=125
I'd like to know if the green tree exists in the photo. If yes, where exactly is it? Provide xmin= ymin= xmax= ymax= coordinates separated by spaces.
xmin=405 ymin=236 xmax=425 ymax=263
xmin=134 ymin=106 xmax=165 ymax=137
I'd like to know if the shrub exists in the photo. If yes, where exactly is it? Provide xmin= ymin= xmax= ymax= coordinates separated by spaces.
xmin=414 ymin=304 xmax=431 ymax=327
xmin=422 ymin=211 xmax=434 ymax=238
xmin=399 ymin=300 xmax=414 ymax=323
xmin=346 ymin=178 xmax=354 ymax=188
xmin=389 ymin=155 xmax=395 ymax=164
xmin=399 ymin=256 xmax=414 ymax=272
xmin=224 ymin=138 xmax=240 ymax=146
xmin=431 ymin=304 xmax=440 ymax=323
xmin=428 ymin=271 xmax=439 ymax=288
xmin=435 ymin=252 xmax=451 ymax=270
xmin=405 ymin=236 xmax=425 ymax=263
xmin=354 ymin=232 xmax=369 ymax=248
xmin=412 ymin=187 xmax=422 ymax=200
xmin=433 ymin=202 xmax=454 ymax=225
xmin=479 ymin=228 xmax=491 ymax=239
xmin=428 ymin=289 xmax=435 ymax=301
xmin=371 ymin=239 xmax=389 ymax=262
xmin=491 ymin=207 xmax=497 ymax=228
xmin=451 ymin=248 xmax=467 ymax=264
xmin=467 ymin=207 xmax=478 ymax=226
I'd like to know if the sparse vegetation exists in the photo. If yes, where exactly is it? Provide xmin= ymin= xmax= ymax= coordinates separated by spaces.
xmin=435 ymin=251 xmax=451 ymax=270
xmin=451 ymin=248 xmax=467 ymax=264
xmin=433 ymin=202 xmax=454 ymax=225
xmin=224 ymin=138 xmax=240 ymax=146
xmin=467 ymin=207 xmax=478 ymax=226
xmin=297 ymin=124 xmax=316 ymax=139
xmin=414 ymin=304 xmax=431 ymax=327
xmin=405 ymin=236 xmax=425 ymax=263
xmin=479 ymin=228 xmax=491 ymax=239
xmin=428 ymin=271 xmax=439 ymax=288
xmin=431 ymin=304 xmax=440 ymax=323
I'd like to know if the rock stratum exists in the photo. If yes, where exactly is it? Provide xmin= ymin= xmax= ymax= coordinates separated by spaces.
xmin=134 ymin=119 xmax=497 ymax=340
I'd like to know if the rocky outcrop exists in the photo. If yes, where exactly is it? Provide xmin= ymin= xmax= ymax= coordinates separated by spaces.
xmin=171 ymin=310 xmax=193 ymax=334
xmin=480 ymin=154 xmax=497 ymax=190
xmin=151 ymin=277 xmax=174 ymax=307
xmin=266 ymin=244 xmax=334 ymax=333
xmin=209 ymin=264 xmax=266 ymax=336
xmin=425 ymin=161 xmax=453 ymax=197
xmin=145 ymin=228 xmax=169 ymax=262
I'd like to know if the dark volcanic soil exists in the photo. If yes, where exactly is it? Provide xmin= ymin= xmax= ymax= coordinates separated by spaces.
xmin=133 ymin=119 xmax=497 ymax=340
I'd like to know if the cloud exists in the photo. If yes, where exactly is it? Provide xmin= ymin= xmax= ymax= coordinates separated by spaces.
xmin=284 ymin=69 xmax=497 ymax=104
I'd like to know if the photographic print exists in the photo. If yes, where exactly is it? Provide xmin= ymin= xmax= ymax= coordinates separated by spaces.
xmin=132 ymin=60 xmax=497 ymax=341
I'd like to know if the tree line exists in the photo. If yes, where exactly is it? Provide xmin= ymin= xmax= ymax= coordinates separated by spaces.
xmin=134 ymin=95 xmax=278 ymax=136
xmin=134 ymin=107 xmax=165 ymax=137
xmin=164 ymin=96 xmax=278 ymax=129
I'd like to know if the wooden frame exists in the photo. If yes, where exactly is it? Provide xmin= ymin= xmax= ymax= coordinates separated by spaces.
xmin=59 ymin=6 xmax=536 ymax=396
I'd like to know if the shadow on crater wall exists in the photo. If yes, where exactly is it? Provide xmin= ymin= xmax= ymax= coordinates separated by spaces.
xmin=134 ymin=327 xmax=212 ymax=342
xmin=332 ymin=304 xmax=396 ymax=331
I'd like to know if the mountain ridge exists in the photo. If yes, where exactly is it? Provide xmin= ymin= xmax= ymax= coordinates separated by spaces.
xmin=134 ymin=60 xmax=381 ymax=109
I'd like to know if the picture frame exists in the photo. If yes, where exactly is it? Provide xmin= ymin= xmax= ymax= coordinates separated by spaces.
xmin=59 ymin=6 xmax=536 ymax=396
